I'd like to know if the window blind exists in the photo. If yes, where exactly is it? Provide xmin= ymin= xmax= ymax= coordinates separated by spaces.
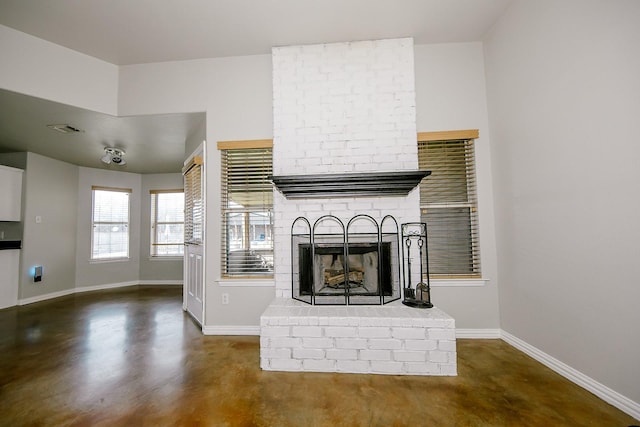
xmin=184 ymin=163 xmax=203 ymax=245
xmin=150 ymin=190 xmax=184 ymax=256
xmin=91 ymin=187 xmax=131 ymax=260
xmin=220 ymin=147 xmax=274 ymax=276
xmin=418 ymin=137 xmax=481 ymax=277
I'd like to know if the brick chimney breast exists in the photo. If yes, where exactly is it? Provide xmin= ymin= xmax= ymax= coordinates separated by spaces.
xmin=272 ymin=38 xmax=420 ymax=297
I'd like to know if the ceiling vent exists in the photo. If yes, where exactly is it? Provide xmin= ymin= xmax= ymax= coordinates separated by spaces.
xmin=46 ymin=124 xmax=83 ymax=134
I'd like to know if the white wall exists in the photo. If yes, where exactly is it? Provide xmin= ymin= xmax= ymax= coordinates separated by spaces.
xmin=484 ymin=0 xmax=640 ymax=404
xmin=118 ymin=44 xmax=502 ymax=329
xmin=185 ymin=115 xmax=207 ymax=161
xmin=119 ymin=54 xmax=275 ymax=327
xmin=75 ymin=167 xmax=142 ymax=288
xmin=414 ymin=42 xmax=500 ymax=328
xmin=2 ymin=25 xmax=501 ymax=329
xmin=18 ymin=153 xmax=78 ymax=299
xmin=0 ymin=25 xmax=118 ymax=115
xmin=1 ymin=149 xmax=185 ymax=293
xmin=139 ymin=173 xmax=184 ymax=281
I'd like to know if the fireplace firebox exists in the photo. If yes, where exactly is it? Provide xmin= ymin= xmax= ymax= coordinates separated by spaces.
xmin=298 ymin=242 xmax=393 ymax=296
xmin=291 ymin=215 xmax=401 ymax=305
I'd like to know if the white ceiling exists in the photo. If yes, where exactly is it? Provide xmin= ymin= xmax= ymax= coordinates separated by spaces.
xmin=0 ymin=0 xmax=512 ymax=173
xmin=0 ymin=89 xmax=205 ymax=174
xmin=0 ymin=0 xmax=512 ymax=65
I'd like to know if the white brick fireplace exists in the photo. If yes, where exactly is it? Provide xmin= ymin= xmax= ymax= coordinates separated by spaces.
xmin=271 ymin=37 xmax=421 ymax=293
xmin=261 ymin=38 xmax=457 ymax=375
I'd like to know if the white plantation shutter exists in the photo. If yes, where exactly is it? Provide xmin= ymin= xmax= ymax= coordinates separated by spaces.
xmin=418 ymin=131 xmax=481 ymax=277
xmin=184 ymin=159 xmax=203 ymax=245
xmin=219 ymin=140 xmax=273 ymax=277
xmin=91 ymin=186 xmax=131 ymax=260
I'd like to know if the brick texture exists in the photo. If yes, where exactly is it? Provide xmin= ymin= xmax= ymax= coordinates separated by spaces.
xmin=260 ymin=298 xmax=457 ymax=376
xmin=262 ymin=39 xmax=456 ymax=376
xmin=271 ymin=38 xmax=420 ymax=298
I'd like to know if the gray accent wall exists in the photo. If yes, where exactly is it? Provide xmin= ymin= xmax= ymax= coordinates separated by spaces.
xmin=119 ymin=54 xmax=276 ymax=327
xmin=139 ymin=173 xmax=184 ymax=281
xmin=484 ymin=0 xmax=640 ymax=404
xmin=19 ymin=152 xmax=78 ymax=299
xmin=414 ymin=42 xmax=500 ymax=329
xmin=1 ymin=150 xmax=185 ymax=298
xmin=184 ymin=115 xmax=206 ymax=160
xmin=75 ymin=167 xmax=142 ymax=288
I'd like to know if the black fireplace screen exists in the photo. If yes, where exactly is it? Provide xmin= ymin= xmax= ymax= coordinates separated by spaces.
xmin=291 ymin=215 xmax=401 ymax=305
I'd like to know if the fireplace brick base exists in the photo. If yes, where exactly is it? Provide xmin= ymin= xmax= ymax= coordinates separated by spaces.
xmin=260 ymin=298 xmax=457 ymax=376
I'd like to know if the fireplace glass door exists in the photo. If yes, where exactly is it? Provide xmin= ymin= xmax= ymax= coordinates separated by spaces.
xmin=298 ymin=242 xmax=392 ymax=305
xmin=291 ymin=215 xmax=401 ymax=305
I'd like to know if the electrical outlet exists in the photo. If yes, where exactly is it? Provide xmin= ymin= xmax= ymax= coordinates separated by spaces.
xmin=222 ymin=293 xmax=229 ymax=305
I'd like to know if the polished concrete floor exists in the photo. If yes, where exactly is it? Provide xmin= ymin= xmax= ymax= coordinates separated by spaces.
xmin=0 ymin=286 xmax=636 ymax=427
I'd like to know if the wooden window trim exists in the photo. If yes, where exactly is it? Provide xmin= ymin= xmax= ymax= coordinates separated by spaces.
xmin=217 ymin=139 xmax=273 ymax=150
xmin=182 ymin=155 xmax=203 ymax=174
xmin=417 ymin=129 xmax=479 ymax=142
xmin=149 ymin=189 xmax=184 ymax=194
xmin=91 ymin=185 xmax=132 ymax=193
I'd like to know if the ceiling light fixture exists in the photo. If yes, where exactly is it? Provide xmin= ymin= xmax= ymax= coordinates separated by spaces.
xmin=101 ymin=147 xmax=127 ymax=166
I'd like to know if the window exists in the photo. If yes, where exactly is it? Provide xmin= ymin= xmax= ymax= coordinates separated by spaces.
xmin=418 ymin=130 xmax=481 ymax=277
xmin=184 ymin=157 xmax=203 ymax=245
xmin=91 ymin=186 xmax=131 ymax=260
xmin=219 ymin=140 xmax=273 ymax=277
xmin=150 ymin=190 xmax=184 ymax=257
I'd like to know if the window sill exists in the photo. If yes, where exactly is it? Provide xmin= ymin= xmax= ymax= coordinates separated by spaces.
xmin=89 ymin=257 xmax=130 ymax=264
xmin=430 ymin=278 xmax=488 ymax=287
xmin=148 ymin=256 xmax=184 ymax=261
xmin=217 ymin=278 xmax=275 ymax=288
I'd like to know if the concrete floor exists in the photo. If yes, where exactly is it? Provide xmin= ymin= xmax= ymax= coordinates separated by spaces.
xmin=0 ymin=286 xmax=637 ymax=426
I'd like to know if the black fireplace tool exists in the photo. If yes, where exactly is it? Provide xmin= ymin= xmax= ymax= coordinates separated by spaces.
xmin=402 ymin=223 xmax=433 ymax=308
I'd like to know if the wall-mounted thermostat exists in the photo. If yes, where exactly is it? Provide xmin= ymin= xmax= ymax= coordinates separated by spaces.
xmin=33 ymin=265 xmax=43 ymax=282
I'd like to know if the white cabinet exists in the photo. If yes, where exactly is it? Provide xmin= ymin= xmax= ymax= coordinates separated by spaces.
xmin=0 ymin=249 xmax=20 ymax=309
xmin=0 ymin=165 xmax=23 ymax=221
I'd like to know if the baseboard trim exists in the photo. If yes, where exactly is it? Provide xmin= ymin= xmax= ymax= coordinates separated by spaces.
xmin=18 ymin=281 xmax=181 ymax=306
xmin=138 ymin=280 xmax=183 ymax=286
xmin=203 ymin=327 xmax=503 ymax=339
xmin=201 ymin=328 xmax=502 ymax=339
xmin=74 ymin=281 xmax=139 ymax=294
xmin=18 ymin=288 xmax=77 ymax=305
xmin=501 ymin=330 xmax=640 ymax=421
xmin=456 ymin=328 xmax=501 ymax=339
xmin=202 ymin=325 xmax=261 ymax=336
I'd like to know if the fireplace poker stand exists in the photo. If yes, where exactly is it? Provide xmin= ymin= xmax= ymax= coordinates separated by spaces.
xmin=401 ymin=222 xmax=433 ymax=308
